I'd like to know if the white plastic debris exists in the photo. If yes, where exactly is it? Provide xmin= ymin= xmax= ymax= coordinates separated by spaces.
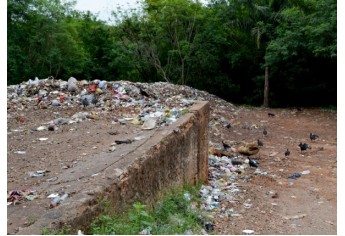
xmin=301 ymin=170 xmax=310 ymax=175
xmin=14 ymin=151 xmax=26 ymax=154
xmin=36 ymin=126 xmax=47 ymax=131
xmin=141 ymin=117 xmax=157 ymax=130
xmin=242 ymin=229 xmax=254 ymax=235
xmin=47 ymin=193 xmax=59 ymax=199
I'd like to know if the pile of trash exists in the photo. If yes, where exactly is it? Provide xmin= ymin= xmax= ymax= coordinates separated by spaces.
xmin=7 ymin=76 xmax=235 ymax=130
xmin=199 ymin=154 xmax=246 ymax=213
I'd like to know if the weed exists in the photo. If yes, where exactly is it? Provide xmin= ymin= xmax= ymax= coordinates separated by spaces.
xmin=41 ymin=226 xmax=71 ymax=235
xmin=90 ymin=184 xmax=206 ymax=235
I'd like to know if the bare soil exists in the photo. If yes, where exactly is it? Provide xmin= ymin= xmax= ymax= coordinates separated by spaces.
xmin=7 ymin=103 xmax=337 ymax=234
xmin=210 ymin=106 xmax=337 ymax=235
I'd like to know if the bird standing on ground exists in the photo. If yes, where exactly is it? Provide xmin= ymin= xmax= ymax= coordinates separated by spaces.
xmin=91 ymin=97 xmax=98 ymax=106
xmin=299 ymin=142 xmax=311 ymax=152
xmin=247 ymin=157 xmax=259 ymax=168
xmin=222 ymin=140 xmax=230 ymax=150
xmin=310 ymin=133 xmax=319 ymax=141
xmin=82 ymin=97 xmax=89 ymax=108
xmin=285 ymin=148 xmax=290 ymax=156
xmin=257 ymin=139 xmax=264 ymax=147
xmin=263 ymin=128 xmax=268 ymax=136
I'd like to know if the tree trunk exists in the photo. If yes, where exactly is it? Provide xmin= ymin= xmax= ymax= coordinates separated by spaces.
xmin=263 ymin=66 xmax=269 ymax=107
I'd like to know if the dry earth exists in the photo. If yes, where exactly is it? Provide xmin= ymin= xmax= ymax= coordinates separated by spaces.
xmin=7 ymin=99 xmax=337 ymax=234
xmin=209 ymin=106 xmax=337 ymax=235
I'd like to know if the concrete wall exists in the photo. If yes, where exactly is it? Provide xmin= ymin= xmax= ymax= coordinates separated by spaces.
xmin=18 ymin=101 xmax=209 ymax=234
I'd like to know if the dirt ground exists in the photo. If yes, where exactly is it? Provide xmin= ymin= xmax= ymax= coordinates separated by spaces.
xmin=7 ymin=99 xmax=337 ymax=234
xmin=209 ymin=106 xmax=337 ymax=235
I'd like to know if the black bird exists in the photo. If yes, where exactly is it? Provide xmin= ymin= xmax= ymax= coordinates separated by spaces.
xmin=268 ymin=112 xmax=275 ymax=117
xmin=257 ymin=139 xmax=264 ymax=147
xmin=310 ymin=133 xmax=319 ymax=141
xmin=222 ymin=140 xmax=230 ymax=150
xmin=285 ymin=148 xmax=290 ymax=157
xmin=82 ymin=97 xmax=89 ymax=108
xmin=91 ymin=97 xmax=98 ymax=106
xmin=299 ymin=142 xmax=311 ymax=152
xmin=248 ymin=157 xmax=259 ymax=168
xmin=263 ymin=128 xmax=268 ymax=136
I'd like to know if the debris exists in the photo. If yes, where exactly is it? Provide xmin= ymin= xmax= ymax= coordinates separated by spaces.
xmin=30 ymin=170 xmax=49 ymax=177
xmin=242 ymin=229 xmax=254 ymax=235
xmin=141 ymin=117 xmax=157 ymax=130
xmin=7 ymin=190 xmax=38 ymax=205
xmin=115 ymin=139 xmax=133 ymax=145
xmin=49 ymin=192 xmax=68 ymax=208
xmin=237 ymin=143 xmax=259 ymax=155
xmin=288 ymin=173 xmax=301 ymax=179
xmin=283 ymin=214 xmax=307 ymax=220
xmin=325 ymin=220 xmax=334 ymax=225
xmin=14 ymin=151 xmax=26 ymax=154
xmin=205 ymin=223 xmax=215 ymax=232
xmin=301 ymin=170 xmax=310 ymax=175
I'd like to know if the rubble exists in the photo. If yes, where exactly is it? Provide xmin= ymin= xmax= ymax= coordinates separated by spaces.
xmin=7 ymin=77 xmax=235 ymax=132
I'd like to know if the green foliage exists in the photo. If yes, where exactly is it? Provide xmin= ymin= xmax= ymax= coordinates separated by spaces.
xmin=41 ymin=226 xmax=71 ymax=235
xmin=7 ymin=0 xmax=336 ymax=107
xmin=90 ymin=185 xmax=204 ymax=235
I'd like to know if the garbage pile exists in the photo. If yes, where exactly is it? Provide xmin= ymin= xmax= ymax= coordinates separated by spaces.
xmin=7 ymin=77 xmax=235 ymax=130
xmin=199 ymin=154 xmax=246 ymax=215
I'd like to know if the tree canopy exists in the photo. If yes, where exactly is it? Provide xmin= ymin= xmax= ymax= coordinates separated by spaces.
xmin=7 ymin=0 xmax=336 ymax=107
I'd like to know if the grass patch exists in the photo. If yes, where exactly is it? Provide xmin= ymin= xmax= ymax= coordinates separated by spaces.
xmin=90 ymin=184 xmax=211 ymax=235
xmin=41 ymin=226 xmax=71 ymax=235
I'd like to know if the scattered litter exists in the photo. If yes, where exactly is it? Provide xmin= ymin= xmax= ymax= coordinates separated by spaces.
xmin=46 ymin=176 xmax=58 ymax=182
xmin=325 ymin=220 xmax=334 ymax=225
xmin=47 ymin=193 xmax=59 ymax=199
xmin=139 ymin=227 xmax=152 ymax=235
xmin=301 ymin=170 xmax=310 ymax=175
xmin=205 ymin=223 xmax=215 ymax=232
xmin=283 ymin=214 xmax=307 ymax=220
xmin=36 ymin=126 xmax=47 ymax=131
xmin=30 ymin=170 xmax=49 ymax=177
xmin=242 ymin=229 xmax=254 ymax=235
xmin=115 ymin=139 xmax=133 ymax=145
xmin=141 ymin=117 xmax=157 ymax=130
xmin=38 ymin=137 xmax=48 ymax=141
xmin=14 ymin=151 xmax=26 ymax=154
xmin=269 ymin=152 xmax=278 ymax=157
xmin=49 ymin=192 xmax=68 ymax=208
xmin=7 ymin=190 xmax=38 ymax=205
xmin=288 ymin=173 xmax=301 ymax=179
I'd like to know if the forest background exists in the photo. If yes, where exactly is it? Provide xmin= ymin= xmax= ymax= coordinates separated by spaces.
xmin=7 ymin=0 xmax=337 ymax=107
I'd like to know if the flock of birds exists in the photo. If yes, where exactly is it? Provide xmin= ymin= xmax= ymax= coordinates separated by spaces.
xmin=221 ymin=111 xmax=320 ymax=169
